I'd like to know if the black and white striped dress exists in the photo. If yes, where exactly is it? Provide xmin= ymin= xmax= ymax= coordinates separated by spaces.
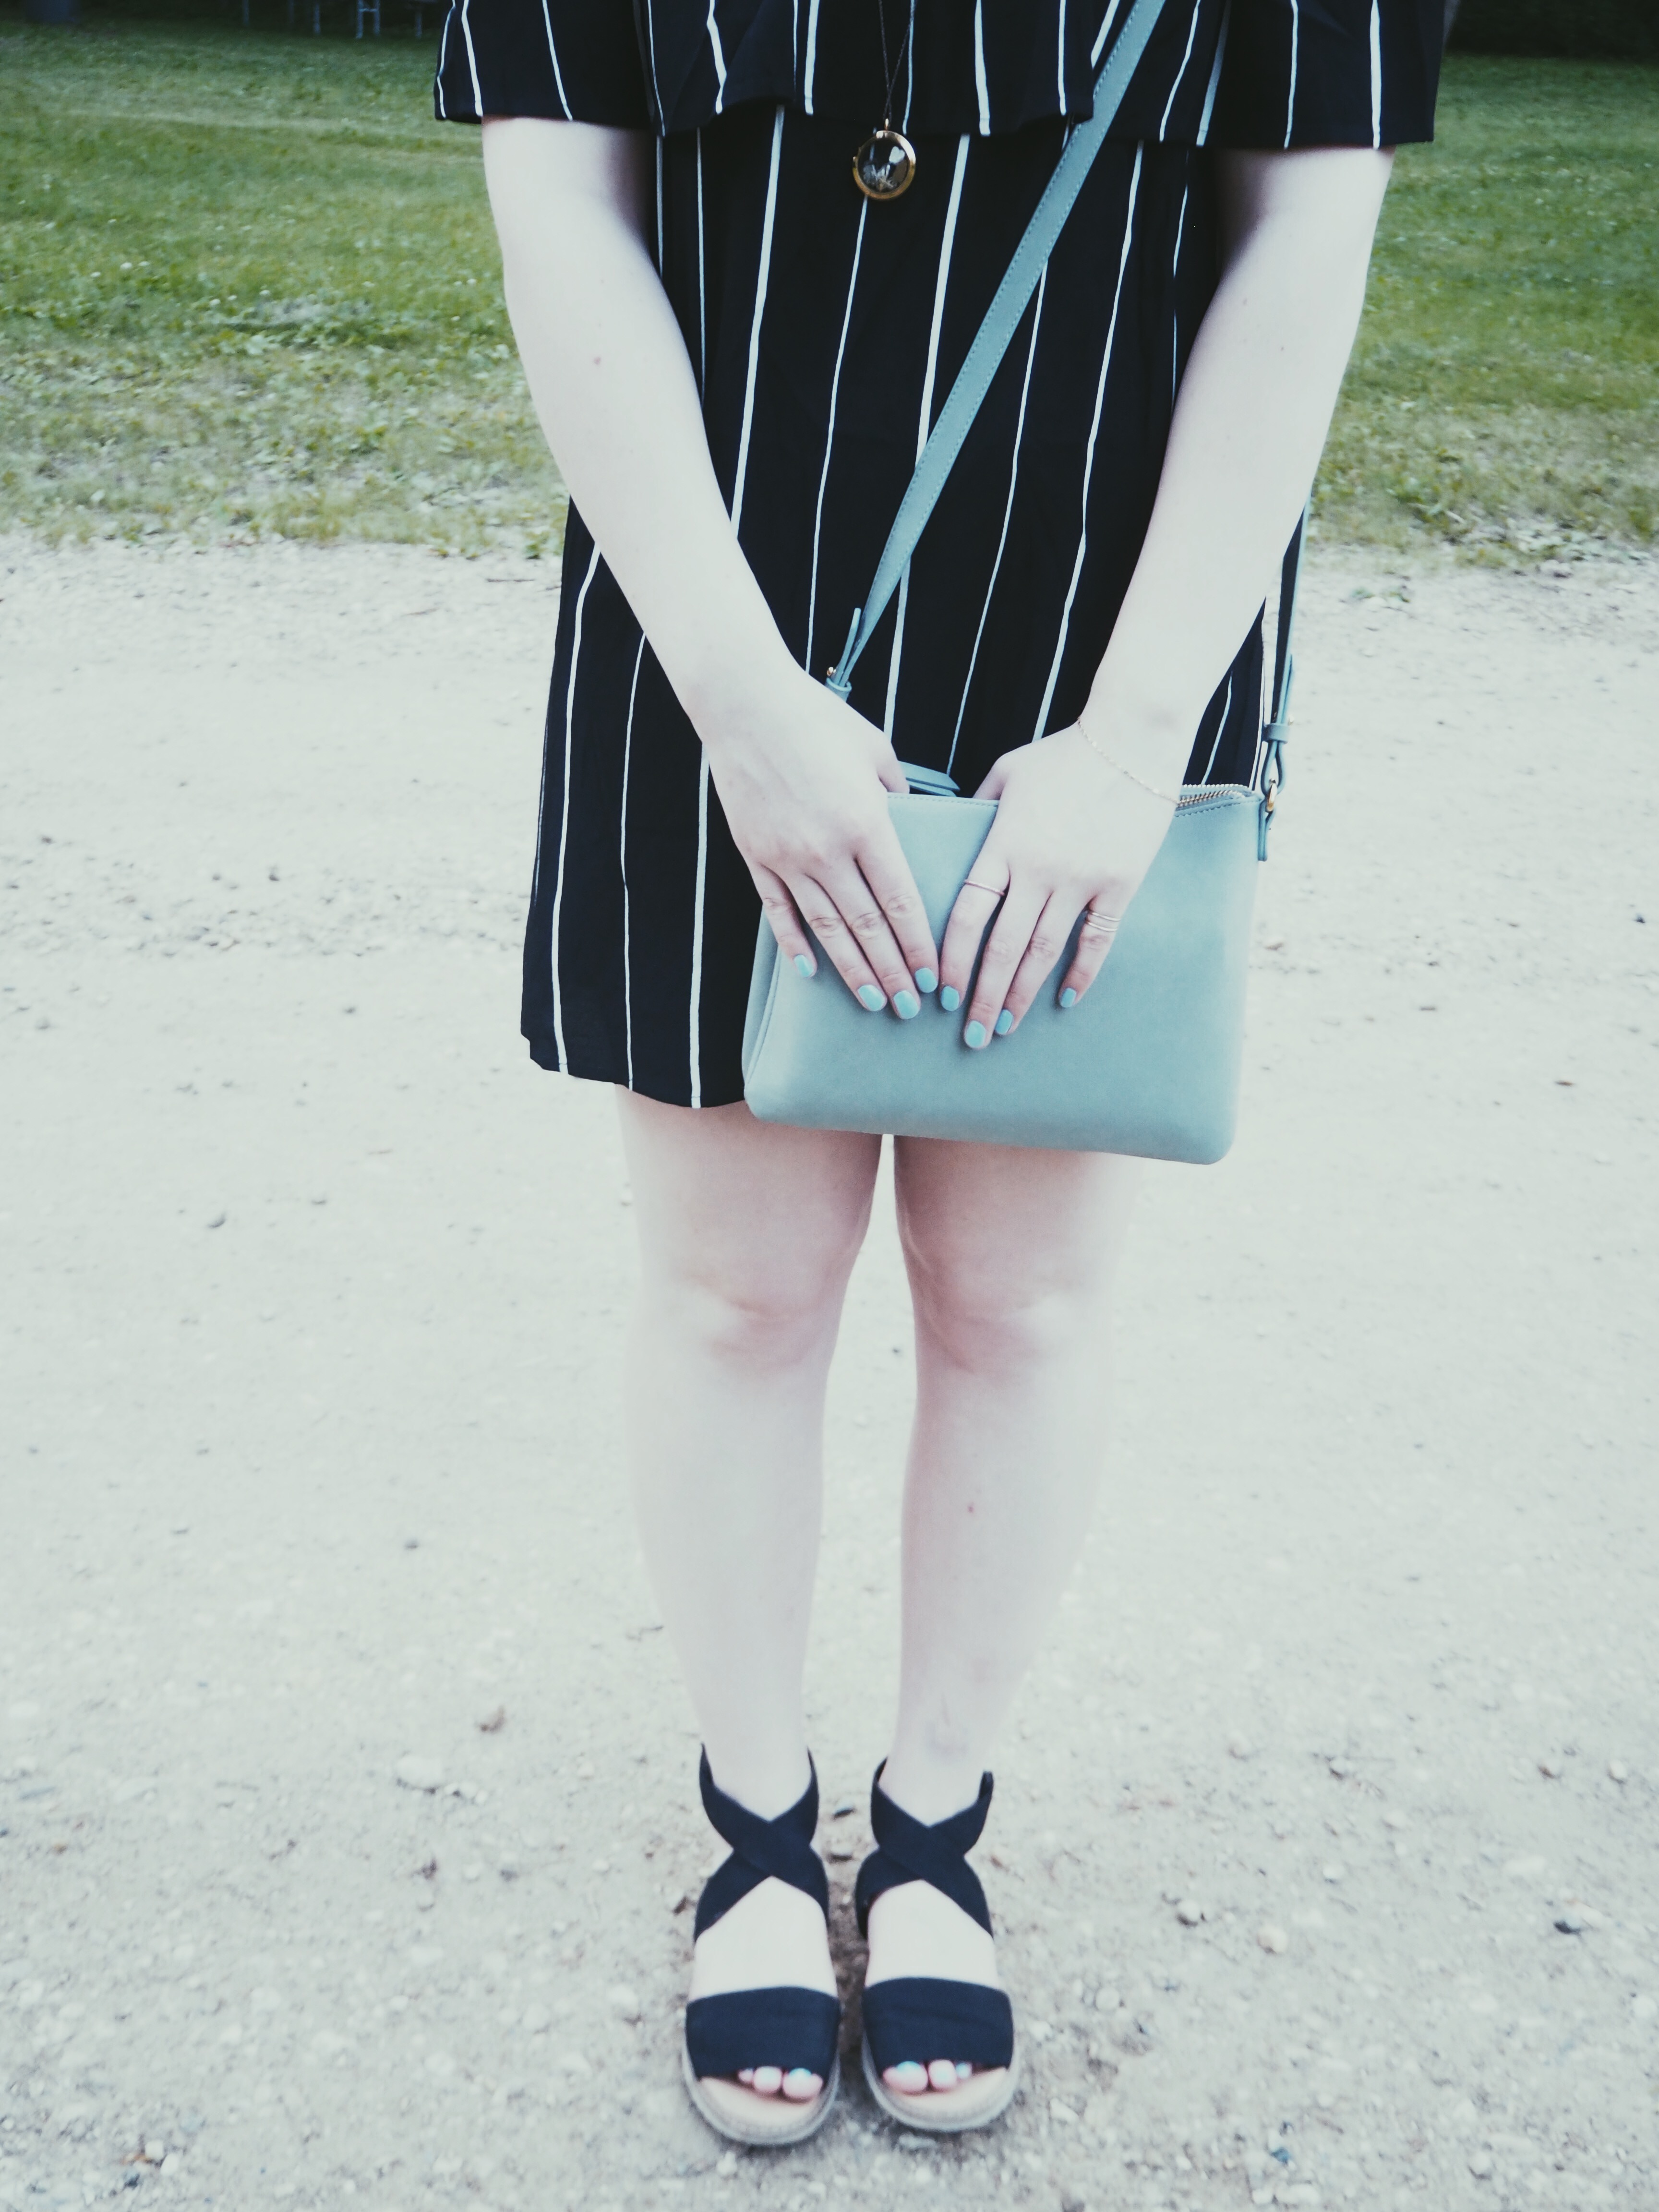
xmin=436 ymin=0 xmax=1441 ymax=1109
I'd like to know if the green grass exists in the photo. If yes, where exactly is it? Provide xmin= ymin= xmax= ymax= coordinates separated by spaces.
xmin=0 ymin=19 xmax=562 ymax=552
xmin=0 ymin=27 xmax=1655 ymax=557
xmin=1323 ymin=57 xmax=1659 ymax=555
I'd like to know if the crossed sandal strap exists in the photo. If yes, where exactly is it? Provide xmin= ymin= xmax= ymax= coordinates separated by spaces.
xmin=861 ymin=1975 xmax=1015 ymax=2075
xmin=693 ymin=1752 xmax=830 ymax=1938
xmin=853 ymin=1764 xmax=997 ymax=1937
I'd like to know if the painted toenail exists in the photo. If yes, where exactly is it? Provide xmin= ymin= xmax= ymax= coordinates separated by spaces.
xmin=783 ymin=2068 xmax=818 ymax=2100
xmin=956 ymin=2060 xmax=973 ymax=2079
xmin=751 ymin=2065 xmax=783 ymax=2096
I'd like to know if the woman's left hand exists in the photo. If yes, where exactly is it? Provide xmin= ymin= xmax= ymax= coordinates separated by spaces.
xmin=938 ymin=728 xmax=1178 ymax=1046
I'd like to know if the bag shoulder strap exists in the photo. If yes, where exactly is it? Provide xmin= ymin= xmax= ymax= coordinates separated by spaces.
xmin=824 ymin=0 xmax=1169 ymax=701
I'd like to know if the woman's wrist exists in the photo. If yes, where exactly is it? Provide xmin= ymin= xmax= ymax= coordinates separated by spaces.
xmin=1073 ymin=682 xmax=1198 ymax=795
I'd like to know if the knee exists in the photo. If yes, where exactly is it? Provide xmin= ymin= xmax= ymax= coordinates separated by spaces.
xmin=647 ymin=1232 xmax=860 ymax=1375
xmin=902 ymin=1226 xmax=1109 ymax=1379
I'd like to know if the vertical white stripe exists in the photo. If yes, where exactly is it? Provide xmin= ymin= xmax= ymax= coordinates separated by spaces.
xmin=619 ymin=637 xmax=645 ymax=1093
xmin=1369 ymin=0 xmax=1382 ymax=146
xmin=1284 ymin=0 xmax=1299 ymax=148
xmin=434 ymin=5 xmax=450 ymax=116
xmin=1196 ymin=0 xmax=1231 ymax=144
xmin=535 ymin=0 xmax=572 ymax=118
xmin=1056 ymin=0 xmax=1068 ymax=110
xmin=690 ymin=103 xmax=782 ymax=1107
xmin=884 ymin=133 xmax=969 ymax=740
xmin=805 ymin=200 xmax=868 ymax=679
xmin=902 ymin=0 xmax=916 ymax=129
xmin=688 ymin=759 xmax=709 ymax=1107
xmin=643 ymin=0 xmax=664 ymax=124
xmin=973 ymin=0 xmax=990 ymax=133
xmin=696 ymin=129 xmax=707 ymax=394
xmin=549 ymin=543 xmax=602 ymax=1073
xmin=705 ymin=0 xmax=729 ymax=113
xmin=654 ymin=136 xmax=664 ymax=274
xmin=1200 ymin=672 xmax=1233 ymax=784
xmin=1032 ymin=146 xmax=1142 ymax=744
xmin=1169 ymin=182 xmax=1189 ymax=405
xmin=459 ymin=0 xmax=484 ymax=119
xmin=947 ymin=268 xmax=1047 ymax=780
xmin=730 ymin=106 xmax=784 ymax=534
xmin=1158 ymin=0 xmax=1204 ymax=141
xmin=1091 ymin=0 xmax=1123 ymax=68
xmin=804 ymin=0 xmax=822 ymax=112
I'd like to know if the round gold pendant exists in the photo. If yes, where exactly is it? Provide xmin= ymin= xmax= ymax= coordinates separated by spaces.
xmin=853 ymin=127 xmax=917 ymax=202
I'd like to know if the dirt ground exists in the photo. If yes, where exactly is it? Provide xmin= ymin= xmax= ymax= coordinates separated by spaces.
xmin=2 ymin=537 xmax=1657 ymax=2212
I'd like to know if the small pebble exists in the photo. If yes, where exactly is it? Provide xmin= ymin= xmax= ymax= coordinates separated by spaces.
xmin=1608 ymin=1760 xmax=1628 ymax=1783
xmin=608 ymin=1983 xmax=642 ymax=2022
xmin=1468 ymin=2150 xmax=1493 ymax=2178
xmin=1257 ymin=1924 xmax=1289 ymax=1954
xmin=1382 ymin=1809 xmax=1409 ymax=1831
xmin=1175 ymin=1899 xmax=1205 ymax=1926
xmin=1049 ymin=2097 xmax=1078 ymax=2124
xmin=715 ymin=2152 xmax=738 ymax=2178
xmin=1537 ymin=1758 xmax=1564 ymax=1780
xmin=1322 ymin=1862 xmax=1345 ymax=1884
xmin=1226 ymin=1733 xmax=1256 ymax=1761
xmin=395 ymin=1756 xmax=445 ymax=1793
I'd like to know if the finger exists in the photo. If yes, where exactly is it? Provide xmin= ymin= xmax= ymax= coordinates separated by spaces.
xmin=855 ymin=822 xmax=940 ymax=994
xmin=789 ymin=873 xmax=900 ymax=1013
xmin=938 ymin=850 xmax=1010 ymax=1013
xmin=746 ymin=861 xmax=818 ymax=979
xmin=816 ymin=857 xmax=925 ymax=1016
xmin=964 ymin=888 xmax=1050 ymax=1048
xmin=996 ymin=889 xmax=1081 ymax=1030
xmin=1056 ymin=901 xmax=1124 ymax=1006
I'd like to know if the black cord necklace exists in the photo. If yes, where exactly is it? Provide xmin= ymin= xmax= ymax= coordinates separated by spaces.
xmin=854 ymin=0 xmax=917 ymax=201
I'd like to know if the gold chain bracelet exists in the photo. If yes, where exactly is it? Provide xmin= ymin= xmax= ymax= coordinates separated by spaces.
xmin=1074 ymin=715 xmax=1181 ymax=806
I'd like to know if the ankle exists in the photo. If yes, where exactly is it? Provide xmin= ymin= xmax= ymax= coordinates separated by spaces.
xmin=703 ymin=1744 xmax=814 ymax=1824
xmin=878 ymin=1751 xmax=988 ymax=1829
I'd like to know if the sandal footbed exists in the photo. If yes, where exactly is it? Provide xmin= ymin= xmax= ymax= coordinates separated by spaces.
xmin=681 ymin=2038 xmax=841 ymax=2148
xmin=859 ymin=2030 xmax=1020 ymax=2134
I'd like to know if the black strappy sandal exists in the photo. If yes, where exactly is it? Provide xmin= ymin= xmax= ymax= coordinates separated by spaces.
xmin=854 ymin=1765 xmax=1020 ymax=2133
xmin=680 ymin=1752 xmax=842 ymax=2148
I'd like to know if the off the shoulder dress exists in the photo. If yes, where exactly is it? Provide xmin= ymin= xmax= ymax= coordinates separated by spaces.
xmin=435 ymin=0 xmax=1441 ymax=1108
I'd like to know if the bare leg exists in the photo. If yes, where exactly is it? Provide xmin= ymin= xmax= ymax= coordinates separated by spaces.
xmin=616 ymin=1092 xmax=880 ymax=2124
xmin=864 ymin=1137 xmax=1142 ymax=2103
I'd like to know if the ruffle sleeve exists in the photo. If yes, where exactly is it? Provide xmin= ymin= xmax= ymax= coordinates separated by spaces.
xmin=433 ymin=0 xmax=650 ymax=127
xmin=1206 ymin=0 xmax=1443 ymax=148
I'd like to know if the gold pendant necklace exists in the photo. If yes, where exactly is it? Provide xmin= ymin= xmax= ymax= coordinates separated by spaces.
xmin=853 ymin=0 xmax=916 ymax=201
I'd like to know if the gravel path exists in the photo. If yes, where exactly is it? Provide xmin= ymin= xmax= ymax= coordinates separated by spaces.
xmin=2 ymin=538 xmax=1657 ymax=2212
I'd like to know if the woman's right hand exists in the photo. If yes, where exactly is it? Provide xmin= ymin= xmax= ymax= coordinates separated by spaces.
xmin=698 ymin=661 xmax=939 ymax=1016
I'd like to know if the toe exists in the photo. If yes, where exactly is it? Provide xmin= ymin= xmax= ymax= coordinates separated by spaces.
xmin=885 ymin=2060 xmax=930 ymax=2095
xmin=955 ymin=2060 xmax=973 ymax=2080
xmin=750 ymin=2065 xmax=783 ymax=2097
xmin=926 ymin=2058 xmax=958 ymax=2092
xmin=781 ymin=2068 xmax=822 ymax=2103
xmin=737 ymin=2068 xmax=755 ymax=2084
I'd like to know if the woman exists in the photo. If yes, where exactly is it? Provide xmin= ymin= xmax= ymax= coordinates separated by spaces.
xmin=435 ymin=0 xmax=1440 ymax=2149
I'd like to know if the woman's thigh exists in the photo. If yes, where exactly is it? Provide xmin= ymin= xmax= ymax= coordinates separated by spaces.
xmin=893 ymin=1137 xmax=1142 ymax=1354
xmin=616 ymin=1092 xmax=883 ymax=1337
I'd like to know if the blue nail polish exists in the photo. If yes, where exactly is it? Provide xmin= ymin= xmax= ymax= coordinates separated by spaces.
xmin=793 ymin=953 xmax=814 ymax=978
xmin=894 ymin=990 xmax=920 ymax=1020
xmin=994 ymin=1009 xmax=1014 ymax=1035
xmin=857 ymin=984 xmax=885 ymax=1012
xmin=964 ymin=1021 xmax=987 ymax=1050
xmin=1060 ymin=986 xmax=1078 ymax=1009
xmin=939 ymin=986 xmax=961 ymax=1013
xmin=915 ymin=967 xmax=938 ymax=995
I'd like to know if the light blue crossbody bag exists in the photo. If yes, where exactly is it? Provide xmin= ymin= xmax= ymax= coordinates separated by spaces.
xmin=741 ymin=0 xmax=1299 ymax=1163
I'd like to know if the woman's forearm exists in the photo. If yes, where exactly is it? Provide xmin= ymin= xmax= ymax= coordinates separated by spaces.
xmin=481 ymin=118 xmax=796 ymax=733
xmin=1083 ymin=147 xmax=1394 ymax=780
